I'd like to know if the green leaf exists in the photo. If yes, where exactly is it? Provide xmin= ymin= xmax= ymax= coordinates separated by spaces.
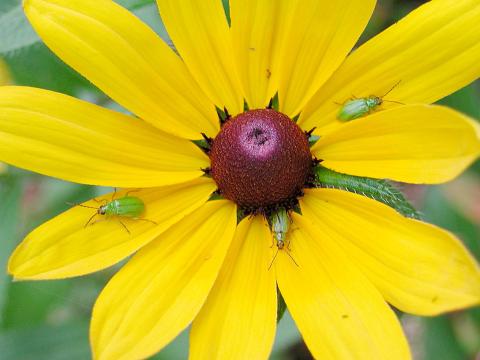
xmin=2 ymin=1 xmax=172 ymax=96
xmin=222 ymin=0 xmax=231 ymax=25
xmin=0 ymin=321 xmax=90 ymax=360
xmin=2 ymin=280 xmax=72 ymax=329
xmin=150 ymin=328 xmax=189 ymax=360
xmin=0 ymin=0 xmax=160 ymax=57
xmin=0 ymin=175 xmax=22 ymax=327
xmin=116 ymin=0 xmax=156 ymax=11
xmin=277 ymin=288 xmax=287 ymax=323
xmin=422 ymin=316 xmax=467 ymax=360
xmin=0 ymin=4 xmax=39 ymax=56
xmin=437 ymin=81 xmax=480 ymax=120
xmin=26 ymin=179 xmax=98 ymax=230
xmin=1 ymin=178 xmax=98 ymax=330
xmin=0 ymin=0 xmax=19 ymax=13
xmin=313 ymin=166 xmax=421 ymax=219
xmin=422 ymin=186 xmax=480 ymax=261
xmin=271 ymin=312 xmax=302 ymax=359
xmin=5 ymin=44 xmax=94 ymax=95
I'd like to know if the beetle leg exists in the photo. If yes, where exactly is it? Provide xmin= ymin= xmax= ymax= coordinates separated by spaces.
xmin=268 ymin=248 xmax=279 ymax=271
xmin=118 ymin=220 xmax=131 ymax=234
xmin=84 ymin=212 xmax=98 ymax=228
xmin=125 ymin=189 xmax=141 ymax=197
xmin=285 ymin=250 xmax=300 ymax=268
xmin=134 ymin=218 xmax=158 ymax=225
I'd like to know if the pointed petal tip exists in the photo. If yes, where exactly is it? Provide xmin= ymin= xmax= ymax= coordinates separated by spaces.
xmin=277 ymin=213 xmax=411 ymax=360
xmin=5 ymin=181 xmax=217 ymax=281
xmin=8 ymin=257 xmax=37 ymax=282
xmin=301 ymin=189 xmax=480 ymax=316
xmin=301 ymin=0 xmax=480 ymax=132
xmin=89 ymin=200 xmax=237 ymax=360
xmin=24 ymin=0 xmax=219 ymax=139
xmin=0 ymin=87 xmax=209 ymax=187
xmin=312 ymin=104 xmax=480 ymax=184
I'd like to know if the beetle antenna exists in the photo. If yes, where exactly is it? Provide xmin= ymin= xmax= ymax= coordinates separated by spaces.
xmin=111 ymin=188 xmax=118 ymax=202
xmin=268 ymin=248 xmax=279 ymax=271
xmin=382 ymin=99 xmax=405 ymax=105
xmin=381 ymin=80 xmax=401 ymax=98
xmin=67 ymin=202 xmax=98 ymax=210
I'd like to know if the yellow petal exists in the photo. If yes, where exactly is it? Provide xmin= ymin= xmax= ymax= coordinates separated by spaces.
xmin=8 ymin=178 xmax=216 ymax=280
xmin=229 ymin=0 xmax=287 ymax=109
xmin=301 ymin=189 xmax=480 ymax=316
xmin=157 ymin=0 xmax=244 ymax=115
xmin=0 ymin=87 xmax=210 ymax=187
xmin=276 ymin=213 xmax=411 ymax=360
xmin=312 ymin=105 xmax=480 ymax=184
xmin=190 ymin=216 xmax=276 ymax=360
xmin=300 ymin=0 xmax=480 ymax=133
xmin=25 ymin=0 xmax=218 ymax=139
xmin=275 ymin=0 xmax=375 ymax=117
xmin=90 ymin=200 xmax=237 ymax=360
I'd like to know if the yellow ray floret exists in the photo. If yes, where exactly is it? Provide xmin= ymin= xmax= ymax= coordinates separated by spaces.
xmin=312 ymin=105 xmax=480 ymax=184
xmin=190 ymin=216 xmax=276 ymax=360
xmin=301 ymin=189 xmax=480 ymax=316
xmin=276 ymin=213 xmax=411 ymax=360
xmin=300 ymin=0 xmax=480 ymax=133
xmin=90 ymin=200 xmax=237 ymax=360
xmin=157 ymin=0 xmax=244 ymax=116
xmin=24 ymin=0 xmax=219 ymax=139
xmin=9 ymin=179 xmax=216 ymax=280
xmin=0 ymin=87 xmax=210 ymax=187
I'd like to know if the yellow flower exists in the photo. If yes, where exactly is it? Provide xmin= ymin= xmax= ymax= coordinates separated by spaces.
xmin=2 ymin=0 xmax=480 ymax=359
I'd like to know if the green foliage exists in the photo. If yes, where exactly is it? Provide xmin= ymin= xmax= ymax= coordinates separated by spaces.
xmin=277 ymin=289 xmax=287 ymax=323
xmin=222 ymin=0 xmax=231 ymax=25
xmin=3 ymin=281 xmax=72 ymax=329
xmin=0 ymin=4 xmax=39 ymax=56
xmin=422 ymin=317 xmax=467 ymax=360
xmin=0 ymin=175 xmax=22 ymax=326
xmin=0 ymin=0 xmax=158 ymax=57
xmin=1 ymin=0 xmax=167 ymax=96
xmin=423 ymin=186 xmax=480 ymax=261
xmin=313 ymin=166 xmax=421 ymax=219
xmin=5 ymin=44 xmax=94 ymax=95
xmin=0 ymin=322 xmax=90 ymax=360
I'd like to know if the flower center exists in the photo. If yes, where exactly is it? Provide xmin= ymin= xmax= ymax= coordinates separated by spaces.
xmin=210 ymin=109 xmax=312 ymax=210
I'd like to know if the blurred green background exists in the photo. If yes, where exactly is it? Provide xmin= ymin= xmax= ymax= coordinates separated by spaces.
xmin=0 ymin=0 xmax=479 ymax=359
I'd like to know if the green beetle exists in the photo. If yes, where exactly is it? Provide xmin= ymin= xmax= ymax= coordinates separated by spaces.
xmin=268 ymin=208 xmax=298 ymax=270
xmin=337 ymin=81 xmax=403 ymax=121
xmin=73 ymin=190 xmax=156 ymax=233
